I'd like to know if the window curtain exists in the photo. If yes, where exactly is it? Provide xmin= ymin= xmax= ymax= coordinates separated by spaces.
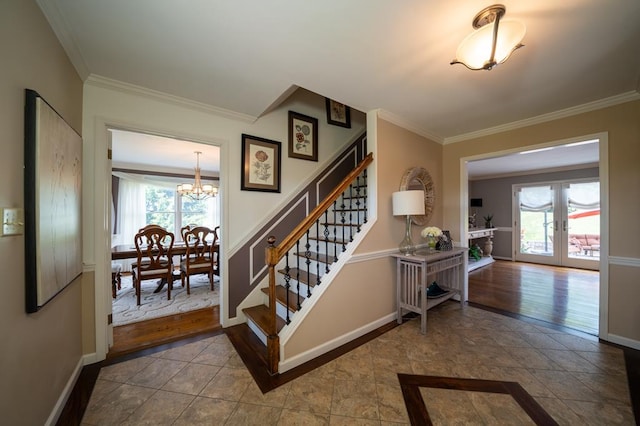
xmin=114 ymin=176 xmax=147 ymax=271
xmin=568 ymin=181 xmax=600 ymax=210
xmin=519 ymin=186 xmax=553 ymax=212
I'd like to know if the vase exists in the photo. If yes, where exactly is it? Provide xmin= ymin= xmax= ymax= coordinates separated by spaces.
xmin=427 ymin=235 xmax=437 ymax=251
xmin=399 ymin=215 xmax=416 ymax=255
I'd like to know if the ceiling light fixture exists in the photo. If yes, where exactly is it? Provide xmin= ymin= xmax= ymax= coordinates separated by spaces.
xmin=450 ymin=4 xmax=525 ymax=71
xmin=177 ymin=151 xmax=217 ymax=200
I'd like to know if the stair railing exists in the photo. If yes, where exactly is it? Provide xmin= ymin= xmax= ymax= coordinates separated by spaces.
xmin=264 ymin=153 xmax=373 ymax=374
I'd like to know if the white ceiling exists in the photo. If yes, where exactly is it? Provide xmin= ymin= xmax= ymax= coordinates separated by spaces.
xmin=111 ymin=129 xmax=220 ymax=175
xmin=39 ymin=0 xmax=640 ymax=174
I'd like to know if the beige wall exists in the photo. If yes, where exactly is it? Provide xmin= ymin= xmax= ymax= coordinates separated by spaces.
xmin=442 ymin=100 xmax=640 ymax=344
xmin=0 ymin=1 xmax=84 ymax=424
xmin=284 ymin=116 xmax=443 ymax=359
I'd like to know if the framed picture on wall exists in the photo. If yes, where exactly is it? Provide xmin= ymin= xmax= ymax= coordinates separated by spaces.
xmin=24 ymin=89 xmax=83 ymax=313
xmin=288 ymin=111 xmax=318 ymax=161
xmin=241 ymin=134 xmax=281 ymax=192
xmin=325 ymin=98 xmax=351 ymax=128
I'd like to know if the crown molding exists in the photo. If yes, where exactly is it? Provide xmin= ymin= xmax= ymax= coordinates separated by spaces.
xmin=85 ymin=74 xmax=257 ymax=123
xmin=377 ymin=109 xmax=444 ymax=144
xmin=444 ymin=91 xmax=640 ymax=144
xmin=36 ymin=0 xmax=90 ymax=80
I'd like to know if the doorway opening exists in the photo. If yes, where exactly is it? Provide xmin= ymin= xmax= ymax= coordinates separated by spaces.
xmin=465 ymin=135 xmax=605 ymax=336
xmin=109 ymin=128 xmax=222 ymax=352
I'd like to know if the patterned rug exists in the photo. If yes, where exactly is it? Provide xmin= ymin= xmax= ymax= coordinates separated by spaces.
xmin=112 ymin=274 xmax=219 ymax=326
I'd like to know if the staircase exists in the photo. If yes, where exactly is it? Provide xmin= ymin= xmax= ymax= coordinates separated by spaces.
xmin=242 ymin=153 xmax=373 ymax=374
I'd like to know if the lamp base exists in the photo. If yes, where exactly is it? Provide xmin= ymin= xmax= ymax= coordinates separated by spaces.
xmin=399 ymin=215 xmax=415 ymax=255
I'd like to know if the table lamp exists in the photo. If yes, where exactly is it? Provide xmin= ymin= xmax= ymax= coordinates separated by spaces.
xmin=392 ymin=190 xmax=425 ymax=255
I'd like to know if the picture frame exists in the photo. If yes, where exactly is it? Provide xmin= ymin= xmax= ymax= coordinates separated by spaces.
xmin=325 ymin=98 xmax=351 ymax=128
xmin=24 ymin=89 xmax=83 ymax=313
xmin=288 ymin=111 xmax=318 ymax=161
xmin=241 ymin=134 xmax=281 ymax=193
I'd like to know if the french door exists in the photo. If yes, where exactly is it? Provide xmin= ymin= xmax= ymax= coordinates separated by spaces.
xmin=514 ymin=180 xmax=599 ymax=270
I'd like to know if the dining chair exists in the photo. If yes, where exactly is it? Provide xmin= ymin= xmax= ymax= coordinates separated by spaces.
xmin=180 ymin=226 xmax=217 ymax=293
xmin=132 ymin=226 xmax=175 ymax=305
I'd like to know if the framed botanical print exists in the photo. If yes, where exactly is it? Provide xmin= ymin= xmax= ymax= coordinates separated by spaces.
xmin=241 ymin=134 xmax=281 ymax=192
xmin=325 ymin=98 xmax=351 ymax=128
xmin=288 ymin=111 xmax=318 ymax=161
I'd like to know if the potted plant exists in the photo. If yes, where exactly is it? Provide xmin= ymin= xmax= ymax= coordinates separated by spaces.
xmin=483 ymin=214 xmax=493 ymax=228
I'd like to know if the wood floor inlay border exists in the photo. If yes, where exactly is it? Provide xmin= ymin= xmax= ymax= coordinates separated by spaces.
xmin=397 ymin=374 xmax=558 ymax=426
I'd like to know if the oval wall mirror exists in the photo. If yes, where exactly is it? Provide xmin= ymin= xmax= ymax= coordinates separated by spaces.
xmin=399 ymin=166 xmax=435 ymax=226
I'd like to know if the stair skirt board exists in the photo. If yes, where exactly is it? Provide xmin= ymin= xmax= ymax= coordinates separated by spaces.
xmin=278 ymin=312 xmax=396 ymax=373
xmin=247 ymin=318 xmax=268 ymax=346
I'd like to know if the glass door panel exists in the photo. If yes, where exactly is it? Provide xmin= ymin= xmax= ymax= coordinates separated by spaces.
xmin=562 ymin=181 xmax=600 ymax=269
xmin=515 ymin=185 xmax=559 ymax=265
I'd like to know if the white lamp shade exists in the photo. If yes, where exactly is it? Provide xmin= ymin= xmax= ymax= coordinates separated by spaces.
xmin=455 ymin=19 xmax=525 ymax=69
xmin=392 ymin=190 xmax=425 ymax=216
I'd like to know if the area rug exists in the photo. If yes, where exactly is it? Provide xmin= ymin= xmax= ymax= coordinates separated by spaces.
xmin=112 ymin=274 xmax=219 ymax=326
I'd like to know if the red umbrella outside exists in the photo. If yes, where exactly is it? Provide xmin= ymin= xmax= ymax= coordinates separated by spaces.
xmin=568 ymin=209 xmax=600 ymax=219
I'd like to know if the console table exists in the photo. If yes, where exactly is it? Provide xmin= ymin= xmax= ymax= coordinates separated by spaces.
xmin=468 ymin=227 xmax=496 ymax=272
xmin=392 ymin=248 xmax=468 ymax=334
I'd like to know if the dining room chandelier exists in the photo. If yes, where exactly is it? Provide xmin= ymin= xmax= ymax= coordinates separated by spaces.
xmin=450 ymin=4 xmax=525 ymax=71
xmin=177 ymin=151 xmax=217 ymax=200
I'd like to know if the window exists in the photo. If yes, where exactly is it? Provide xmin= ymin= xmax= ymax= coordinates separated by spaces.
xmin=144 ymin=184 xmax=219 ymax=239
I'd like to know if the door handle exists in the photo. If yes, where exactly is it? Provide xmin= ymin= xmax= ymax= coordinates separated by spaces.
xmin=554 ymin=221 xmax=558 ymax=232
xmin=563 ymin=220 xmax=567 ymax=232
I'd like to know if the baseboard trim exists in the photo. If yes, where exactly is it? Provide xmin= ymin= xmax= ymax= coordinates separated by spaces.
xmin=279 ymin=312 xmax=396 ymax=373
xmin=607 ymin=334 xmax=640 ymax=351
xmin=45 ymin=356 xmax=84 ymax=426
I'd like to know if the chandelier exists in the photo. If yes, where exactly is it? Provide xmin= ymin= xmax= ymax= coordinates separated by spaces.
xmin=450 ymin=4 xmax=525 ymax=71
xmin=177 ymin=151 xmax=217 ymax=200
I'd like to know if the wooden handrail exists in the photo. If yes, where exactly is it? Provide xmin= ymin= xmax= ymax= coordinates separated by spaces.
xmin=270 ymin=153 xmax=373 ymax=263
xmin=262 ymin=152 xmax=372 ymax=374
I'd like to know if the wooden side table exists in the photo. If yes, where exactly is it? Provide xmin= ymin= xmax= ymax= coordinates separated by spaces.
xmin=392 ymin=248 xmax=468 ymax=334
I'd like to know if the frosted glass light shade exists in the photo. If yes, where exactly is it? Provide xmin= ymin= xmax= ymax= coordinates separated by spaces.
xmin=392 ymin=190 xmax=425 ymax=216
xmin=453 ymin=19 xmax=525 ymax=70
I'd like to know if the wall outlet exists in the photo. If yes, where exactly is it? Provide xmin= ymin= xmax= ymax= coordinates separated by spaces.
xmin=2 ymin=208 xmax=24 ymax=236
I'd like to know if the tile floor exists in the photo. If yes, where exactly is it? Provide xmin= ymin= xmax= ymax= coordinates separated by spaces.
xmin=82 ymin=302 xmax=634 ymax=425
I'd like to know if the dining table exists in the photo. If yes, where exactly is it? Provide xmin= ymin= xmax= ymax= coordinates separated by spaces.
xmin=111 ymin=241 xmax=219 ymax=292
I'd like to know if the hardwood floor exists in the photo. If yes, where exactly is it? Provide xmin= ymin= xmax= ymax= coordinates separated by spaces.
xmin=108 ymin=306 xmax=221 ymax=358
xmin=469 ymin=260 xmax=599 ymax=335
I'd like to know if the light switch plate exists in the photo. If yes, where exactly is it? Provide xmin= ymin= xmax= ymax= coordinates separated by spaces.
xmin=2 ymin=208 xmax=24 ymax=236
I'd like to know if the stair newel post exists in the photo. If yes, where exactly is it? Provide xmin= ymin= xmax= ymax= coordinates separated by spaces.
xmin=265 ymin=236 xmax=280 ymax=375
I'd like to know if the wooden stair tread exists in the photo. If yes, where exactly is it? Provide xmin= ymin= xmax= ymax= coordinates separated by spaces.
xmin=308 ymin=236 xmax=350 ymax=244
xmin=261 ymin=285 xmax=304 ymax=312
xmin=243 ymin=305 xmax=286 ymax=335
xmin=278 ymin=267 xmax=321 ymax=286
xmin=292 ymin=252 xmax=335 ymax=265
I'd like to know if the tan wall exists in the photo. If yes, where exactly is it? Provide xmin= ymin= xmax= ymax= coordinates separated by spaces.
xmin=0 ymin=2 xmax=84 ymax=424
xmin=284 ymin=116 xmax=443 ymax=358
xmin=442 ymin=100 xmax=640 ymax=343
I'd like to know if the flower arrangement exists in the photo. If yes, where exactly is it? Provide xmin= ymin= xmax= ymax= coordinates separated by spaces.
xmin=421 ymin=226 xmax=442 ymax=238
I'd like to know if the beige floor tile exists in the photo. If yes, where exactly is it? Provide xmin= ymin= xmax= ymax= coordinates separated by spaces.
xmin=542 ymin=348 xmax=602 ymax=373
xmin=329 ymin=415 xmax=382 ymax=425
xmin=277 ymin=408 xmax=330 ymax=425
xmin=528 ymin=369 xmax=600 ymax=401
xmin=82 ymin=383 xmax=156 ymax=425
xmin=375 ymin=383 xmax=409 ymax=424
xmin=563 ymin=399 xmax=636 ymax=425
xmin=161 ymin=363 xmax=221 ymax=395
xmin=575 ymin=349 xmax=627 ymax=375
xmin=519 ymin=331 xmax=569 ymax=350
xmin=98 ymin=356 xmax=155 ymax=383
xmin=85 ymin=379 xmax=121 ymax=405
xmin=468 ymin=391 xmax=536 ymax=425
xmin=120 ymin=389 xmax=194 ymax=425
xmin=572 ymin=371 xmax=631 ymax=405
xmin=534 ymin=396 xmax=585 ymax=425
xmin=173 ymin=396 xmax=237 ymax=425
xmin=241 ymin=379 xmax=291 ymax=407
xmin=331 ymin=379 xmax=379 ymax=420
xmin=284 ymin=376 xmax=334 ymax=414
xmin=192 ymin=342 xmax=236 ymax=366
xmin=502 ymin=346 xmax=560 ymax=370
xmin=420 ymin=387 xmax=480 ymax=424
xmin=126 ymin=358 xmax=188 ymax=389
xmin=152 ymin=340 xmax=210 ymax=362
xmin=225 ymin=402 xmax=282 ymax=425
xmin=199 ymin=366 xmax=253 ymax=401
